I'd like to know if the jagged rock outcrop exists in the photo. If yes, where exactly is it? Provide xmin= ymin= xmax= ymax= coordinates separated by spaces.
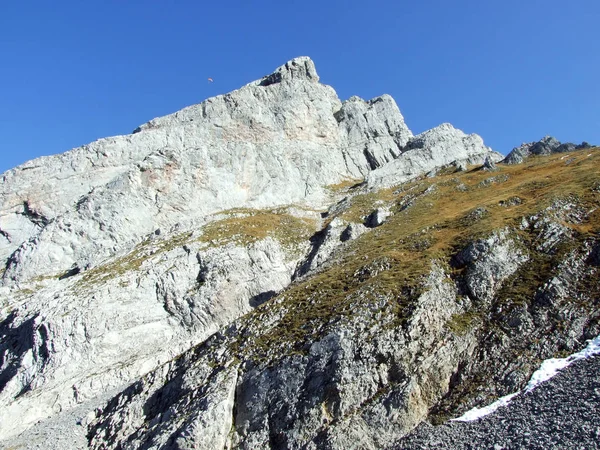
xmin=481 ymin=155 xmax=497 ymax=171
xmin=87 ymin=264 xmax=474 ymax=450
xmin=367 ymin=123 xmax=503 ymax=188
xmin=453 ymin=230 xmax=529 ymax=304
xmin=335 ymin=95 xmax=413 ymax=173
xmin=503 ymin=135 xmax=593 ymax=164
xmin=365 ymin=207 xmax=391 ymax=228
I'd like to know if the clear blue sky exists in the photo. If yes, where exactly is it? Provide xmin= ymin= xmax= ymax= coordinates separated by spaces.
xmin=1 ymin=0 xmax=599 ymax=173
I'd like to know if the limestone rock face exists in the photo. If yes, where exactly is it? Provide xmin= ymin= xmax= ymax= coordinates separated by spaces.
xmin=0 ymin=231 xmax=303 ymax=440
xmin=453 ymin=230 xmax=529 ymax=303
xmin=367 ymin=123 xmax=502 ymax=188
xmin=1 ymin=57 xmax=349 ymax=286
xmin=482 ymin=155 xmax=498 ymax=171
xmin=335 ymin=95 xmax=413 ymax=173
xmin=87 ymin=265 xmax=475 ymax=450
xmin=0 ymin=56 xmax=504 ymax=445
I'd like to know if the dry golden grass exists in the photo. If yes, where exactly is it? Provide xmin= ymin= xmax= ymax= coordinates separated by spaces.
xmin=326 ymin=177 xmax=364 ymax=194
xmin=198 ymin=209 xmax=316 ymax=252
xmin=234 ymin=148 xmax=600 ymax=361
xmin=75 ymin=208 xmax=316 ymax=291
xmin=76 ymin=231 xmax=193 ymax=290
xmin=339 ymin=188 xmax=396 ymax=223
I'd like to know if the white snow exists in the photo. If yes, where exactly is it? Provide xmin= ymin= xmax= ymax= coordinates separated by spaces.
xmin=450 ymin=392 xmax=519 ymax=422
xmin=451 ymin=334 xmax=600 ymax=422
xmin=526 ymin=334 xmax=600 ymax=391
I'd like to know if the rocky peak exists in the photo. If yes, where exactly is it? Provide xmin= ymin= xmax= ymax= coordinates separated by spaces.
xmin=367 ymin=123 xmax=503 ymax=188
xmin=256 ymin=56 xmax=320 ymax=86
xmin=335 ymin=93 xmax=413 ymax=172
xmin=0 ymin=56 xmax=508 ymax=446
xmin=504 ymin=135 xmax=594 ymax=164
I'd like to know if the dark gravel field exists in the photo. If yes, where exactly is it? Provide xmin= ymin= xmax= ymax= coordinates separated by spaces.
xmin=395 ymin=355 xmax=600 ymax=450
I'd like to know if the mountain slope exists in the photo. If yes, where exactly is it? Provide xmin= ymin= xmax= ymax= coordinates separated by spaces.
xmin=0 ymin=57 xmax=498 ymax=443
xmin=85 ymin=148 xmax=600 ymax=449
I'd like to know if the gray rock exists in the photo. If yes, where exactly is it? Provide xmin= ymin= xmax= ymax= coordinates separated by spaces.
xmin=367 ymin=123 xmax=502 ymax=189
xmin=340 ymin=222 xmax=368 ymax=242
xmin=482 ymin=155 xmax=498 ymax=171
xmin=0 ymin=233 xmax=303 ymax=441
xmin=478 ymin=174 xmax=509 ymax=187
xmin=556 ymin=142 xmax=576 ymax=153
xmin=530 ymin=136 xmax=561 ymax=155
xmin=295 ymin=217 xmax=352 ymax=276
xmin=453 ymin=160 xmax=468 ymax=172
xmin=87 ymin=264 xmax=474 ymax=450
xmin=503 ymin=136 xmax=593 ymax=164
xmin=503 ymin=142 xmax=531 ymax=164
xmin=498 ymin=196 xmax=522 ymax=207
xmin=463 ymin=206 xmax=489 ymax=223
xmin=365 ymin=207 xmax=392 ymax=228
xmin=335 ymin=95 xmax=413 ymax=173
xmin=453 ymin=230 xmax=529 ymax=303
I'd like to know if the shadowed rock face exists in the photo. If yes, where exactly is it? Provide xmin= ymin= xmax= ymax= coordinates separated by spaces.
xmin=6 ymin=56 xmax=595 ymax=450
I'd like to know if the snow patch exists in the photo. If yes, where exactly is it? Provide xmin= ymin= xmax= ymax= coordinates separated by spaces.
xmin=451 ymin=334 xmax=600 ymax=422
xmin=450 ymin=393 xmax=518 ymax=422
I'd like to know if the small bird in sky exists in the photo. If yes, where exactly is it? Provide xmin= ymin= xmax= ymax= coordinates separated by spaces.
xmin=208 ymin=77 xmax=213 ymax=83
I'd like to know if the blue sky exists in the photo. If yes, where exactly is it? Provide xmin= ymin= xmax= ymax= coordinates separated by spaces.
xmin=1 ymin=0 xmax=599 ymax=173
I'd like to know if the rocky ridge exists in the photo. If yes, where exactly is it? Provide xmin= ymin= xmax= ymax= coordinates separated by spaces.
xmin=0 ymin=57 xmax=497 ymax=443
xmin=503 ymin=135 xmax=593 ymax=164
xmin=0 ymin=57 xmax=597 ymax=449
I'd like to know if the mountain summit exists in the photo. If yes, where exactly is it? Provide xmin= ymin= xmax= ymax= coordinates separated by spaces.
xmin=1 ymin=58 xmax=597 ymax=449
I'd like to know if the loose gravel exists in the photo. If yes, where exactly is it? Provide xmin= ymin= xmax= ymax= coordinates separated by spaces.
xmin=395 ymin=355 xmax=600 ymax=449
